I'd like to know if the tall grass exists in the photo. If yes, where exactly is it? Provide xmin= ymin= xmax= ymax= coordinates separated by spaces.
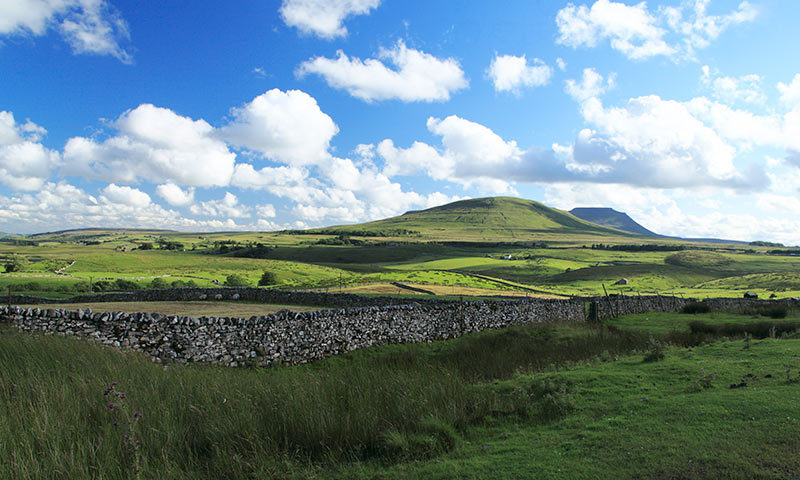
xmin=0 ymin=320 xmax=730 ymax=478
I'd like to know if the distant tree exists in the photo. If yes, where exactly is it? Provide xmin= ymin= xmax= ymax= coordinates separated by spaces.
xmin=258 ymin=271 xmax=278 ymax=286
xmin=138 ymin=242 xmax=153 ymax=250
xmin=225 ymin=274 xmax=249 ymax=287
xmin=4 ymin=254 xmax=29 ymax=273
xmin=150 ymin=277 xmax=168 ymax=289
xmin=114 ymin=279 xmax=141 ymax=291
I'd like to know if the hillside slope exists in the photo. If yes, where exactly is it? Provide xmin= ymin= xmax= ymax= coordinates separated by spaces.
xmin=327 ymin=197 xmax=637 ymax=242
xmin=569 ymin=207 xmax=661 ymax=237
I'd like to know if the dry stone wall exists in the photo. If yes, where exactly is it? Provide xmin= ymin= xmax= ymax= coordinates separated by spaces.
xmin=3 ymin=290 xmax=797 ymax=368
xmin=1 ymin=298 xmax=586 ymax=367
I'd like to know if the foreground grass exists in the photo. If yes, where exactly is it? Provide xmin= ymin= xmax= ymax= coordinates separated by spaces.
xmin=361 ymin=338 xmax=800 ymax=479
xmin=1 ymin=311 xmax=799 ymax=478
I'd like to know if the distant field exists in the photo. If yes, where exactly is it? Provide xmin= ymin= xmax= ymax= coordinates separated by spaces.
xmin=19 ymin=301 xmax=320 ymax=317
xmin=333 ymin=282 xmax=565 ymax=299
xmin=3 ymin=226 xmax=800 ymax=300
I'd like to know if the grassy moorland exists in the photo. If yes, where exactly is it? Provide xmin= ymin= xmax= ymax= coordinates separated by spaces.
xmin=2 ymin=307 xmax=800 ymax=479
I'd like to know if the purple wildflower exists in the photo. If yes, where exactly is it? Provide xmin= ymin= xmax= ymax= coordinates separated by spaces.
xmin=120 ymin=392 xmax=127 ymax=399
xmin=108 ymin=403 xmax=115 ymax=411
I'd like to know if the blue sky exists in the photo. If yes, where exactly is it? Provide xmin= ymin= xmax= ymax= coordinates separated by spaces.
xmin=2 ymin=0 xmax=800 ymax=244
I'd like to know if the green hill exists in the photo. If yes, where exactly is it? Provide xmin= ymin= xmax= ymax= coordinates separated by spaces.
xmin=327 ymin=197 xmax=637 ymax=242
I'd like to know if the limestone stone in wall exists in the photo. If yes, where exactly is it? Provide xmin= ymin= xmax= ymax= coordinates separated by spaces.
xmin=4 ymin=296 xmax=796 ymax=368
xmin=2 ymin=298 xmax=584 ymax=367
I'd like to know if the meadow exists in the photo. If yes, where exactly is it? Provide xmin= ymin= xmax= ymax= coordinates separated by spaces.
xmin=2 ymin=229 xmax=799 ymax=300
xmin=2 ymin=308 xmax=799 ymax=478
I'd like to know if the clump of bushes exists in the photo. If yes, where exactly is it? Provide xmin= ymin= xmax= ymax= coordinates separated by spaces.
xmin=258 ymin=271 xmax=277 ymax=286
xmin=688 ymin=369 xmax=716 ymax=393
xmin=380 ymin=417 xmax=461 ymax=461
xmin=224 ymin=274 xmax=249 ymax=287
xmin=527 ymin=377 xmax=576 ymax=422
xmin=756 ymin=305 xmax=789 ymax=319
xmin=681 ymin=302 xmax=710 ymax=314
xmin=642 ymin=336 xmax=665 ymax=362
xmin=3 ymin=254 xmax=29 ymax=273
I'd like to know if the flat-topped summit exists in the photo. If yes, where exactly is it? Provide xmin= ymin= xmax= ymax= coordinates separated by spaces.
xmin=569 ymin=207 xmax=660 ymax=237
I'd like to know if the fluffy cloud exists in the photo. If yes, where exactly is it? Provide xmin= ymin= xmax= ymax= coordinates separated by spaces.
xmin=99 ymin=183 xmax=150 ymax=207
xmin=567 ymin=95 xmax=758 ymax=189
xmin=280 ymin=0 xmax=379 ymax=39
xmin=379 ymin=115 xmax=523 ymax=194
xmin=220 ymin=89 xmax=338 ymax=165
xmin=63 ymin=104 xmax=236 ymax=187
xmin=556 ymin=0 xmax=757 ymax=60
xmin=686 ymin=95 xmax=800 ymax=155
xmin=256 ymin=204 xmax=277 ymax=218
xmin=487 ymin=54 xmax=552 ymax=94
xmin=778 ymin=74 xmax=800 ymax=110
xmin=0 ymin=0 xmax=132 ymax=63
xmin=556 ymin=0 xmax=674 ymax=60
xmin=378 ymin=140 xmax=449 ymax=179
xmin=565 ymin=68 xmax=615 ymax=101
xmin=155 ymin=183 xmax=195 ymax=207
xmin=664 ymin=0 xmax=758 ymax=56
xmin=0 ymin=111 xmax=60 ymax=191
xmin=701 ymin=65 xmax=764 ymax=105
xmin=378 ymin=70 xmax=770 ymax=194
xmin=189 ymin=192 xmax=250 ymax=218
xmin=297 ymin=40 xmax=468 ymax=102
xmin=0 ymin=182 xmax=250 ymax=233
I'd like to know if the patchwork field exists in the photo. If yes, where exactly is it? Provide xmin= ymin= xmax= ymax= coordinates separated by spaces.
xmin=2 ymin=227 xmax=800 ymax=302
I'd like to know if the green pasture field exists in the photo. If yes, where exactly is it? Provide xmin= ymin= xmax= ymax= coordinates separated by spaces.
xmin=2 ymin=308 xmax=800 ymax=478
xmin=2 ymin=226 xmax=800 ymax=300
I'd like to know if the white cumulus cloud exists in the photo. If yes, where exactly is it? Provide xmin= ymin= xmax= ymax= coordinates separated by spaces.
xmin=297 ymin=40 xmax=468 ymax=103
xmin=100 ymin=183 xmax=151 ymax=207
xmin=565 ymin=68 xmax=615 ymax=101
xmin=0 ymin=111 xmax=61 ymax=191
xmin=280 ymin=0 xmax=379 ymax=39
xmin=487 ymin=54 xmax=553 ymax=94
xmin=155 ymin=183 xmax=195 ymax=207
xmin=0 ymin=0 xmax=133 ymax=63
xmin=63 ymin=103 xmax=236 ymax=187
xmin=189 ymin=192 xmax=250 ymax=218
xmin=220 ymin=89 xmax=338 ymax=165
xmin=556 ymin=0 xmax=757 ymax=61
xmin=701 ymin=65 xmax=764 ymax=105
xmin=778 ymin=74 xmax=800 ymax=110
